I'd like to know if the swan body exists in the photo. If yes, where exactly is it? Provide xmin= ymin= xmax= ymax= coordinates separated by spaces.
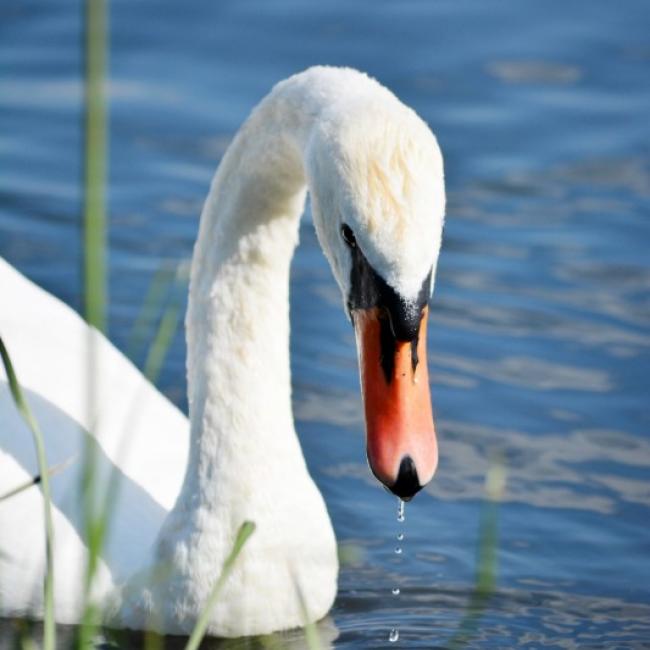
xmin=0 ymin=66 xmax=445 ymax=637
xmin=0 ymin=258 xmax=189 ymax=619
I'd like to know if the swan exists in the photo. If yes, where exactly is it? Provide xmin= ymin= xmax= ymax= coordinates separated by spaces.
xmin=0 ymin=66 xmax=445 ymax=638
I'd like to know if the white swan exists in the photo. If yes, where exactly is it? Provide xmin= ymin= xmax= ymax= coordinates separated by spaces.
xmin=0 ymin=66 xmax=445 ymax=638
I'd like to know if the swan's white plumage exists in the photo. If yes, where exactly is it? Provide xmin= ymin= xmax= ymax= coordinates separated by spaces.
xmin=0 ymin=257 xmax=188 ymax=621
xmin=0 ymin=65 xmax=445 ymax=638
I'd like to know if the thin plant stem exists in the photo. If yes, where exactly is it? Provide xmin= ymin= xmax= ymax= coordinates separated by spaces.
xmin=448 ymin=457 xmax=505 ymax=649
xmin=0 ymin=337 xmax=56 ymax=650
xmin=142 ymin=301 xmax=182 ymax=384
xmin=79 ymin=0 xmax=109 ymax=644
xmin=293 ymin=577 xmax=322 ymax=650
xmin=76 ymin=290 xmax=183 ymax=647
xmin=87 ymin=289 xmax=185 ymax=578
xmin=0 ymin=456 xmax=77 ymax=503
xmin=83 ymin=0 xmax=108 ymax=334
xmin=126 ymin=263 xmax=177 ymax=360
xmin=185 ymin=522 xmax=256 ymax=650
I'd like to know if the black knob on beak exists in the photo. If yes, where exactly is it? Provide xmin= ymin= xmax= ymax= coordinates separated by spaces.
xmin=389 ymin=456 xmax=422 ymax=501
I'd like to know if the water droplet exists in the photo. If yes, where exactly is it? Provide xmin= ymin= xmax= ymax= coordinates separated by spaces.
xmin=395 ymin=546 xmax=402 ymax=555
xmin=397 ymin=532 xmax=404 ymax=541
xmin=392 ymin=587 xmax=400 ymax=596
xmin=389 ymin=628 xmax=399 ymax=643
xmin=397 ymin=499 xmax=405 ymax=523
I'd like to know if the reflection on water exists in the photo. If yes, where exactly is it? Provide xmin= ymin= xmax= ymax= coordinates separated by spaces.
xmin=1 ymin=0 xmax=650 ymax=646
xmin=0 ymin=618 xmax=340 ymax=650
xmin=486 ymin=61 xmax=582 ymax=85
xmin=335 ymin=585 xmax=650 ymax=649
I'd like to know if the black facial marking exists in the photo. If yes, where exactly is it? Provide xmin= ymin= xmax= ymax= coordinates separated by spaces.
xmin=410 ymin=339 xmax=419 ymax=372
xmin=345 ymin=225 xmax=431 ymax=382
xmin=378 ymin=312 xmax=395 ymax=383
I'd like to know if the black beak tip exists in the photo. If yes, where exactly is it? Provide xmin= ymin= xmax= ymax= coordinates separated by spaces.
xmin=389 ymin=456 xmax=423 ymax=501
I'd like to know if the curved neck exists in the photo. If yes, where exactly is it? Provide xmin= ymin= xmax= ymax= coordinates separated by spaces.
xmin=177 ymin=78 xmax=326 ymax=519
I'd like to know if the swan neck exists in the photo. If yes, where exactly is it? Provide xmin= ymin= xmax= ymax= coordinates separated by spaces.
xmin=178 ymin=84 xmax=322 ymax=519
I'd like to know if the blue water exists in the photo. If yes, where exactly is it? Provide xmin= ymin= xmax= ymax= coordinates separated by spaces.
xmin=2 ymin=1 xmax=650 ymax=647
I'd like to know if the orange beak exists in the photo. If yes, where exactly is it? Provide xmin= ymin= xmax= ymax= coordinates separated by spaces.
xmin=353 ymin=305 xmax=438 ymax=499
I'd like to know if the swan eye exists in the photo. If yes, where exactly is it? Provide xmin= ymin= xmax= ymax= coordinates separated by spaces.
xmin=341 ymin=224 xmax=356 ymax=248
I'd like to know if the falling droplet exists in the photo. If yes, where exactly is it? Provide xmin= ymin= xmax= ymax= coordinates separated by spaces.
xmin=389 ymin=498 xmax=405 ymax=643
xmin=397 ymin=499 xmax=405 ymax=523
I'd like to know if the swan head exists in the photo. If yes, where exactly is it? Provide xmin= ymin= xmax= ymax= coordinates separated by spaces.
xmin=306 ymin=93 xmax=445 ymax=500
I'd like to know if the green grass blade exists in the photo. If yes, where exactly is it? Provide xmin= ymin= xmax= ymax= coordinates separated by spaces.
xmin=83 ymin=0 xmax=108 ymax=334
xmin=0 ymin=455 xmax=76 ymax=503
xmin=0 ymin=337 xmax=56 ymax=650
xmin=292 ymin=578 xmax=322 ymax=650
xmin=95 ymin=293 xmax=182 ymax=528
xmin=185 ymin=521 xmax=256 ymax=650
xmin=92 ymin=287 xmax=183 ymax=580
xmin=258 ymin=634 xmax=288 ymax=650
xmin=139 ymin=261 xmax=189 ymax=384
xmin=448 ymin=456 xmax=506 ymax=649
xmin=79 ymin=0 xmax=109 ymax=643
xmin=142 ymin=302 xmax=182 ymax=384
xmin=0 ymin=475 xmax=40 ymax=503
xmin=76 ymin=269 xmax=183 ymax=647
xmin=125 ymin=263 xmax=177 ymax=361
xmin=20 ymin=633 xmax=38 ymax=650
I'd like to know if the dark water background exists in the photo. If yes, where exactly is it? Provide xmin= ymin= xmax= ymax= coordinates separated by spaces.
xmin=1 ymin=1 xmax=650 ymax=647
